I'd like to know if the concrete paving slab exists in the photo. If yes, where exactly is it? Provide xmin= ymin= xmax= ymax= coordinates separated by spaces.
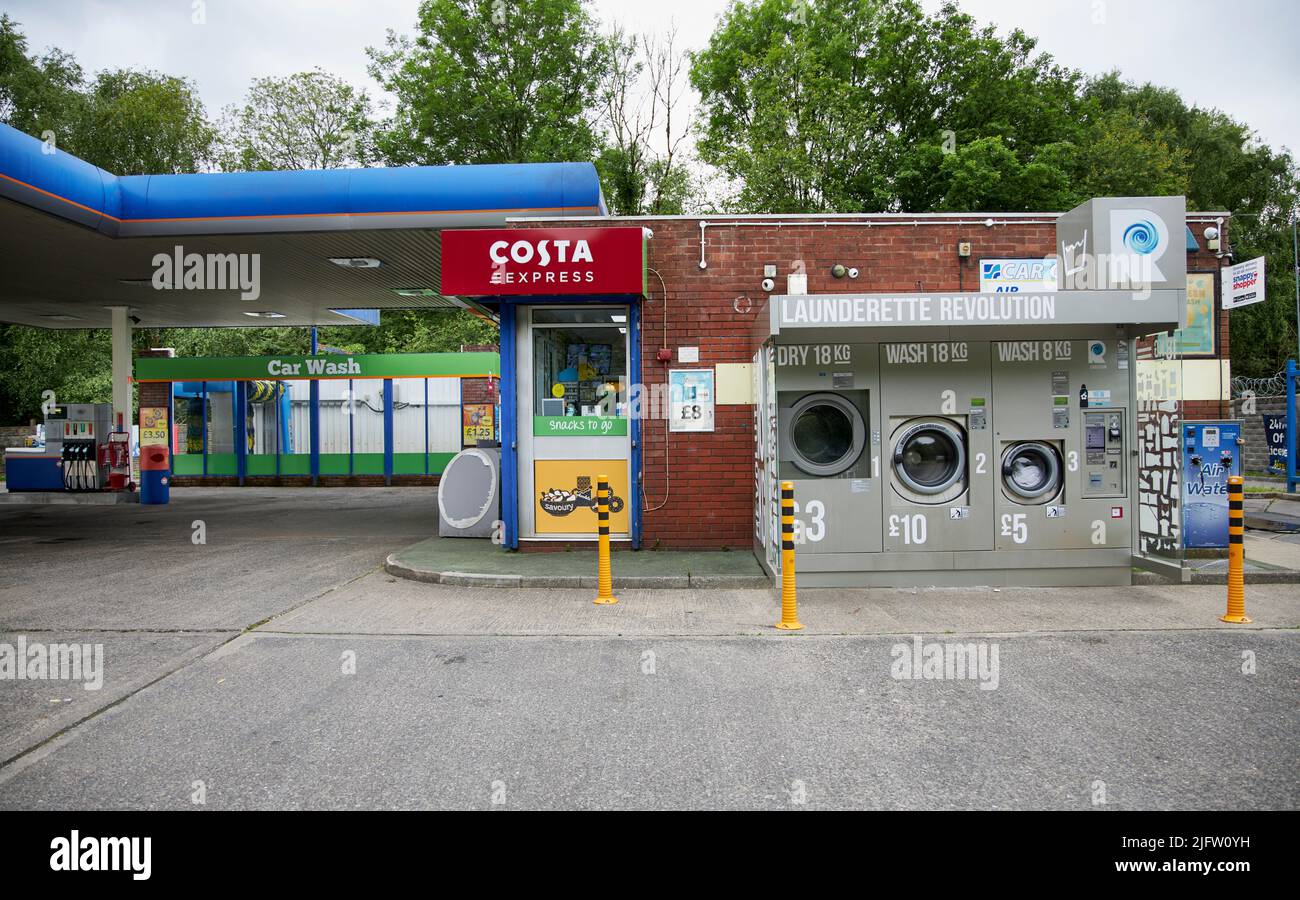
xmin=0 ymin=630 xmax=236 ymax=765
xmin=268 ymin=571 xmax=1300 ymax=637
xmin=386 ymin=535 xmax=767 ymax=589
xmin=0 ymin=486 xmax=436 ymax=631
xmin=0 ymin=630 xmax=1293 ymax=810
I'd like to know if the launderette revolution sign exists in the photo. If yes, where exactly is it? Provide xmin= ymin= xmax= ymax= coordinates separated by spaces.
xmin=774 ymin=290 xmax=1183 ymax=329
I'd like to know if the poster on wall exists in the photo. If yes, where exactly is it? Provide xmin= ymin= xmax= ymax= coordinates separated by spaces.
xmin=1263 ymin=413 xmax=1288 ymax=475
xmin=139 ymin=407 xmax=169 ymax=448
xmin=462 ymin=402 xmax=495 ymax=447
xmin=534 ymin=460 xmax=630 ymax=535
xmin=668 ymin=368 xmax=715 ymax=433
xmin=1155 ymin=272 xmax=1216 ymax=357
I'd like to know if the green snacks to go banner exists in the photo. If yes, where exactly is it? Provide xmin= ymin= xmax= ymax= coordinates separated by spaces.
xmin=533 ymin=416 xmax=627 ymax=436
xmin=135 ymin=352 xmax=499 ymax=382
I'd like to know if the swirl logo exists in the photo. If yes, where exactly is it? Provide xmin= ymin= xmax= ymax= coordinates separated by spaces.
xmin=1121 ymin=220 xmax=1160 ymax=255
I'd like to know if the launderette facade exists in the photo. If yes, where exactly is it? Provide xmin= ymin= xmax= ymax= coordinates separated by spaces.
xmin=446 ymin=197 xmax=1232 ymax=585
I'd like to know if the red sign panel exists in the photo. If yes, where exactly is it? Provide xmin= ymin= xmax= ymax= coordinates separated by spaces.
xmin=440 ymin=227 xmax=646 ymax=296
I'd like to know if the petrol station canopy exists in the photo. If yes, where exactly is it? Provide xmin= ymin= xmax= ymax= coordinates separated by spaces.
xmin=0 ymin=123 xmax=607 ymax=329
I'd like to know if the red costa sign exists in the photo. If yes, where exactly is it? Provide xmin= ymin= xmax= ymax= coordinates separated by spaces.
xmin=440 ymin=227 xmax=646 ymax=296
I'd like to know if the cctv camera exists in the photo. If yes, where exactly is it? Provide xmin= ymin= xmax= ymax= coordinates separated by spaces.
xmin=761 ymin=277 xmax=776 ymax=292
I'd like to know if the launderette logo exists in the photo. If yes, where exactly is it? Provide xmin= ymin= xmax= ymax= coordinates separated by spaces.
xmin=1109 ymin=208 xmax=1170 ymax=283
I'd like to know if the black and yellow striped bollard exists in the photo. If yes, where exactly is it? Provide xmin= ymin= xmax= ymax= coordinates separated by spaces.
xmin=1221 ymin=475 xmax=1251 ymax=623
xmin=593 ymin=474 xmax=618 ymax=605
xmin=775 ymin=480 xmax=803 ymax=630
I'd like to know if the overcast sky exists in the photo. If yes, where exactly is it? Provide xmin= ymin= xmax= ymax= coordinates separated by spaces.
xmin=4 ymin=0 xmax=1297 ymax=156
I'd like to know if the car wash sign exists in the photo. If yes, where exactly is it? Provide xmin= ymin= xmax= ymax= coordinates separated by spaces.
xmin=440 ymin=227 xmax=647 ymax=296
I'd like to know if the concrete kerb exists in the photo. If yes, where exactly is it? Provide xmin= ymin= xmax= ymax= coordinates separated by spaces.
xmin=386 ymin=552 xmax=1300 ymax=589
xmin=384 ymin=552 xmax=769 ymax=590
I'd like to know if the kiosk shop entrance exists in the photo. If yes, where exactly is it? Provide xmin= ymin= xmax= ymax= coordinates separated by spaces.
xmin=517 ymin=305 xmax=632 ymax=541
xmin=439 ymin=225 xmax=650 ymax=549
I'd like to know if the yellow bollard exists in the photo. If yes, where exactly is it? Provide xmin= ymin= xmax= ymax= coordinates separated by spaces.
xmin=1221 ymin=475 xmax=1251 ymax=623
xmin=775 ymin=480 xmax=803 ymax=630
xmin=593 ymin=474 xmax=618 ymax=605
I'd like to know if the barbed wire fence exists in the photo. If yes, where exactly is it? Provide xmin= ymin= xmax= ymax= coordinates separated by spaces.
xmin=1231 ymin=370 xmax=1289 ymax=399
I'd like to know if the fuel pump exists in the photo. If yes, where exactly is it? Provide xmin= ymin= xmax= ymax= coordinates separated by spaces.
xmin=56 ymin=403 xmax=113 ymax=492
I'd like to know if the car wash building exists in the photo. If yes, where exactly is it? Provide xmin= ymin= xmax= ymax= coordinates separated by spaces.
xmin=446 ymin=199 xmax=1232 ymax=585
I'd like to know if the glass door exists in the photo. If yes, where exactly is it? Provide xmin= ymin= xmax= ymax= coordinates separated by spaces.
xmin=518 ymin=306 xmax=631 ymax=540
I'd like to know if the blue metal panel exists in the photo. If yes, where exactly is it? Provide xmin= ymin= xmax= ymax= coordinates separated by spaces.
xmin=234 ymin=380 xmax=248 ymax=484
xmin=1288 ymin=360 xmax=1298 ymax=494
xmin=201 ymin=382 xmax=208 ymax=476
xmin=0 ymin=124 xmax=119 ymax=230
xmin=310 ymin=327 xmax=319 ymax=484
xmin=331 ymin=308 xmax=381 ymax=326
xmin=2 ymin=122 xmax=605 ymax=233
xmin=499 ymin=302 xmax=519 ymax=549
xmin=3 ymin=455 xmax=63 ymax=490
xmin=383 ymin=379 xmax=394 ymax=486
xmin=629 ymin=300 xmax=642 ymax=549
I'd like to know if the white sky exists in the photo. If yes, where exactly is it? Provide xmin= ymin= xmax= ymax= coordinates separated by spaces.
xmin=4 ymin=0 xmax=1297 ymax=156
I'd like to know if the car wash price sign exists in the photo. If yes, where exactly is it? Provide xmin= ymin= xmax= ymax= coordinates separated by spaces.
xmin=669 ymin=369 xmax=715 ymax=433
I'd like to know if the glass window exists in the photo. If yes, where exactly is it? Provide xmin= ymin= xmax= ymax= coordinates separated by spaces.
xmin=532 ymin=321 xmax=627 ymax=418
xmin=532 ymin=308 xmax=627 ymax=325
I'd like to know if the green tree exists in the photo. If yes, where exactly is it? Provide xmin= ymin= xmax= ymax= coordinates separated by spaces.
xmin=368 ymin=0 xmax=605 ymax=167
xmin=217 ymin=69 xmax=376 ymax=171
xmin=0 ymin=14 xmax=84 ymax=142
xmin=1083 ymin=73 xmax=1298 ymax=377
xmin=73 ymin=69 xmax=214 ymax=174
xmin=596 ymin=26 xmax=693 ymax=215
xmin=690 ymin=0 xmax=1086 ymax=212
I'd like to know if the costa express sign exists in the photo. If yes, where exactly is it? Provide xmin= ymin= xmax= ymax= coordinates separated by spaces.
xmin=440 ymin=227 xmax=646 ymax=296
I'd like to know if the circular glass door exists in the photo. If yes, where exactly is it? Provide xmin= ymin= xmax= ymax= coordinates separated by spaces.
xmin=787 ymin=393 xmax=865 ymax=477
xmin=892 ymin=421 xmax=966 ymax=495
xmin=1001 ymin=441 xmax=1062 ymax=502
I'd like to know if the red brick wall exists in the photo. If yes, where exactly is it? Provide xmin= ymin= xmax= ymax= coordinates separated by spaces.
xmin=135 ymin=348 xmax=174 ymax=413
xmin=515 ymin=216 xmax=1230 ymax=548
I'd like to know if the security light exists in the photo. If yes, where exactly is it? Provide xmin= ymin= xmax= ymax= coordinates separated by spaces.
xmin=243 ymin=311 xmax=286 ymax=318
xmin=328 ymin=257 xmax=382 ymax=268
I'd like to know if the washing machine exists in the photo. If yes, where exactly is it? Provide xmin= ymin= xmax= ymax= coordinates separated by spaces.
xmin=989 ymin=339 xmax=1130 ymax=552
xmin=773 ymin=342 xmax=882 ymax=554
xmin=880 ymin=341 xmax=993 ymax=552
xmin=999 ymin=440 xmax=1064 ymax=506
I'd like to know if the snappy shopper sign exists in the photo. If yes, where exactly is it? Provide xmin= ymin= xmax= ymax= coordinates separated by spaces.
xmin=440 ymin=227 xmax=647 ymax=296
xmin=1222 ymin=256 xmax=1266 ymax=310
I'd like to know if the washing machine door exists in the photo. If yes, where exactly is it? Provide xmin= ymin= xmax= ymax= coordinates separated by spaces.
xmin=1001 ymin=441 xmax=1062 ymax=503
xmin=892 ymin=420 xmax=966 ymax=497
xmin=786 ymin=392 xmax=867 ymax=477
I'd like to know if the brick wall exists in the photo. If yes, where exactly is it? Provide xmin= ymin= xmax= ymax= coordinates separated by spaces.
xmin=136 ymin=349 xmax=174 ymax=414
xmin=1237 ymin=396 xmax=1287 ymax=474
xmin=518 ymin=215 xmax=1231 ymax=549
